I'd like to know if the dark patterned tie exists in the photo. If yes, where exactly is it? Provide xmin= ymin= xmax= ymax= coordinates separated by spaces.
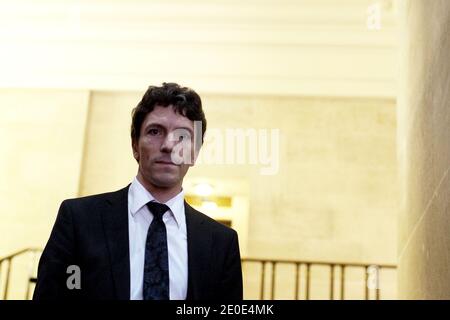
xmin=143 ymin=201 xmax=170 ymax=300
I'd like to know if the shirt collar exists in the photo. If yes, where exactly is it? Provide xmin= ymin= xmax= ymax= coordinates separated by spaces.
xmin=129 ymin=177 xmax=185 ymax=228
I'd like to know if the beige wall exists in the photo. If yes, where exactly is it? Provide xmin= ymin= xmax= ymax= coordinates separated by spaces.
xmin=0 ymin=89 xmax=89 ymax=256
xmin=79 ymin=91 xmax=139 ymax=194
xmin=0 ymin=89 xmax=90 ymax=299
xmin=397 ymin=0 xmax=450 ymax=299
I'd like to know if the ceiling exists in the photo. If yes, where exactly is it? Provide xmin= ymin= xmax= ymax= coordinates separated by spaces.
xmin=0 ymin=0 xmax=399 ymax=97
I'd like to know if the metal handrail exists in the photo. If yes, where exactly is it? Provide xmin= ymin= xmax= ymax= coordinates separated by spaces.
xmin=241 ymin=257 xmax=396 ymax=269
xmin=241 ymin=258 xmax=397 ymax=300
xmin=0 ymin=248 xmax=42 ymax=264
xmin=0 ymin=247 xmax=42 ymax=300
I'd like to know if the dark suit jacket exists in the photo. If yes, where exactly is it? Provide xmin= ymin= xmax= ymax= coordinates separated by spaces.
xmin=33 ymin=185 xmax=243 ymax=300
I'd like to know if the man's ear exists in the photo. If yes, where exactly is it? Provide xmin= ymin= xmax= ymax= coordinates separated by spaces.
xmin=132 ymin=140 xmax=140 ymax=162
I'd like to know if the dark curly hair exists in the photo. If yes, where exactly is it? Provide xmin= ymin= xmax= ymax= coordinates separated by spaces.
xmin=131 ymin=82 xmax=207 ymax=145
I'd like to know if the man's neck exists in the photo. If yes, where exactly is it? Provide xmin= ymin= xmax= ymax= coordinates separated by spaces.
xmin=136 ymin=175 xmax=183 ymax=203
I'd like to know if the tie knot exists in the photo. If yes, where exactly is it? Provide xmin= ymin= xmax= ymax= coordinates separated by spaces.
xmin=147 ymin=201 xmax=169 ymax=220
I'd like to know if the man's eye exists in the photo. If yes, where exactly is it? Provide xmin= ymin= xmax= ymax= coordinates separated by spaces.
xmin=178 ymin=134 xmax=191 ymax=142
xmin=148 ymin=129 xmax=160 ymax=135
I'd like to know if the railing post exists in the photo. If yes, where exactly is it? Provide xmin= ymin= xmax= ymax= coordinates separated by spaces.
xmin=271 ymin=262 xmax=276 ymax=300
xmin=340 ymin=265 xmax=345 ymax=300
xmin=365 ymin=265 xmax=369 ymax=300
xmin=330 ymin=264 xmax=335 ymax=300
xmin=260 ymin=261 xmax=266 ymax=300
xmin=26 ymin=250 xmax=38 ymax=300
xmin=4 ymin=258 xmax=12 ymax=300
xmin=376 ymin=267 xmax=381 ymax=300
xmin=294 ymin=263 xmax=300 ymax=300
xmin=305 ymin=263 xmax=311 ymax=300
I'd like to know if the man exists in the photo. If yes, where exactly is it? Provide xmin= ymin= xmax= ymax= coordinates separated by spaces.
xmin=33 ymin=83 xmax=243 ymax=300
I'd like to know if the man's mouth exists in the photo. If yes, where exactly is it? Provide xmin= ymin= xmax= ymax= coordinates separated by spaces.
xmin=155 ymin=160 xmax=179 ymax=166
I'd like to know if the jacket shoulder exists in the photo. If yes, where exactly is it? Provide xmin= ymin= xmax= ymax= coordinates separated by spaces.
xmin=59 ymin=185 xmax=130 ymax=215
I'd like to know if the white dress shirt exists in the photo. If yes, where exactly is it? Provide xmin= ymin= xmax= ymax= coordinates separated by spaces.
xmin=128 ymin=177 xmax=188 ymax=300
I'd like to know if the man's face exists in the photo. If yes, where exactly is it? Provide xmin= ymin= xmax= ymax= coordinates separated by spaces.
xmin=132 ymin=105 xmax=196 ymax=190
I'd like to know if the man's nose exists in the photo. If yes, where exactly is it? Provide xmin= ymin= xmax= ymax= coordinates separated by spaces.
xmin=160 ymin=133 xmax=177 ymax=153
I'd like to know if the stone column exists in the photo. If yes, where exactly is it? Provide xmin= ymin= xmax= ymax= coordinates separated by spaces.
xmin=397 ymin=0 xmax=450 ymax=299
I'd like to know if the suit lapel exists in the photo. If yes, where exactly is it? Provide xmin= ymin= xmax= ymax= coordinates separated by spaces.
xmin=185 ymin=201 xmax=213 ymax=300
xmin=101 ymin=185 xmax=131 ymax=300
